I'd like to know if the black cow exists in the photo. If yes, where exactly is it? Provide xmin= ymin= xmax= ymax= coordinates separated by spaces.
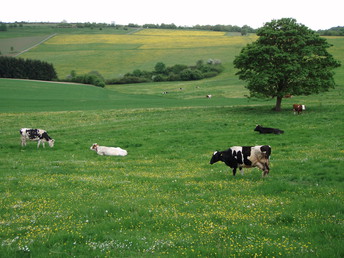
xmin=20 ymin=128 xmax=55 ymax=148
xmin=210 ymin=145 xmax=271 ymax=177
xmin=254 ymin=125 xmax=284 ymax=135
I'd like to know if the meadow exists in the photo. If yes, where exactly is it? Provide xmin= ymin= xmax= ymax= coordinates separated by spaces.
xmin=0 ymin=27 xmax=343 ymax=257
xmin=16 ymin=29 xmax=257 ymax=79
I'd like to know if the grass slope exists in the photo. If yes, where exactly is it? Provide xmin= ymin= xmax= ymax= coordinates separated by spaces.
xmin=0 ymin=77 xmax=343 ymax=257
xmin=0 ymin=29 xmax=343 ymax=257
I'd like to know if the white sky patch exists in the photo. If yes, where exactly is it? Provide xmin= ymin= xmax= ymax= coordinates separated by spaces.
xmin=1 ymin=0 xmax=342 ymax=30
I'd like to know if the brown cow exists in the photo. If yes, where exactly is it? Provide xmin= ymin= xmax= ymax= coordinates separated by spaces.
xmin=293 ymin=104 xmax=306 ymax=115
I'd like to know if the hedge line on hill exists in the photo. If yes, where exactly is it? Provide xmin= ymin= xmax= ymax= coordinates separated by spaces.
xmin=106 ymin=59 xmax=224 ymax=84
xmin=1 ymin=56 xmax=224 ymax=87
xmin=0 ymin=56 xmax=57 ymax=81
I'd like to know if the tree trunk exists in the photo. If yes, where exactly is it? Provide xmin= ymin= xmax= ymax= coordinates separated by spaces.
xmin=274 ymin=96 xmax=283 ymax=111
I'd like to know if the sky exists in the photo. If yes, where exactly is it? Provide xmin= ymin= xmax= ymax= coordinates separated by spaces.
xmin=1 ymin=0 xmax=342 ymax=30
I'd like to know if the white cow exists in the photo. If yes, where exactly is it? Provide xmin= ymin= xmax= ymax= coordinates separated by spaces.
xmin=90 ymin=143 xmax=127 ymax=156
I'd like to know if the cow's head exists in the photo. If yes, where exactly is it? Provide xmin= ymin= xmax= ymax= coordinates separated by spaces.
xmin=90 ymin=143 xmax=99 ymax=151
xmin=254 ymin=125 xmax=261 ymax=131
xmin=48 ymin=139 xmax=55 ymax=148
xmin=302 ymin=105 xmax=306 ymax=110
xmin=210 ymin=151 xmax=222 ymax=164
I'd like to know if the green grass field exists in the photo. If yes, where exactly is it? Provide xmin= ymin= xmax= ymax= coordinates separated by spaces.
xmin=0 ymin=27 xmax=343 ymax=257
xmin=14 ymin=29 xmax=256 ymax=79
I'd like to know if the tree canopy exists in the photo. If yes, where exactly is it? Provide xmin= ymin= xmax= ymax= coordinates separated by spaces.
xmin=233 ymin=18 xmax=341 ymax=111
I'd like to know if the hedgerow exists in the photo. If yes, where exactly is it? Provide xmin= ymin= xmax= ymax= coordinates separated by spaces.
xmin=106 ymin=59 xmax=224 ymax=85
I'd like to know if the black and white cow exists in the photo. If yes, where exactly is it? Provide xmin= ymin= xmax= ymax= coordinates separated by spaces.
xmin=20 ymin=128 xmax=55 ymax=148
xmin=210 ymin=145 xmax=271 ymax=177
xmin=254 ymin=125 xmax=284 ymax=135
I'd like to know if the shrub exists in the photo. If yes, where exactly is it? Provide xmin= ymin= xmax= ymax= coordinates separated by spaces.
xmin=66 ymin=70 xmax=105 ymax=87
xmin=180 ymin=69 xmax=203 ymax=80
xmin=106 ymin=76 xmax=150 ymax=84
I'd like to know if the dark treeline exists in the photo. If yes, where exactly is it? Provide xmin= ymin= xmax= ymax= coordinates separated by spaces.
xmin=130 ymin=23 xmax=256 ymax=34
xmin=1 ymin=21 xmax=256 ymax=34
xmin=317 ymin=26 xmax=344 ymax=36
xmin=2 ymin=22 xmax=342 ymax=35
xmin=106 ymin=59 xmax=224 ymax=85
xmin=0 ymin=56 xmax=57 ymax=81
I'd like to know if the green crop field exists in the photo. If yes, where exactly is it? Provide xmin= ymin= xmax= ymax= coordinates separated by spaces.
xmin=0 ymin=27 xmax=343 ymax=257
xmin=15 ymin=29 xmax=257 ymax=79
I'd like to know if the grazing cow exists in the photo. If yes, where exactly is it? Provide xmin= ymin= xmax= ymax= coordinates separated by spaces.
xmin=90 ymin=143 xmax=127 ymax=156
xmin=20 ymin=128 xmax=55 ymax=148
xmin=210 ymin=145 xmax=271 ymax=177
xmin=283 ymin=94 xmax=293 ymax=98
xmin=254 ymin=125 xmax=284 ymax=135
xmin=293 ymin=104 xmax=306 ymax=115
xmin=206 ymin=94 xmax=212 ymax=98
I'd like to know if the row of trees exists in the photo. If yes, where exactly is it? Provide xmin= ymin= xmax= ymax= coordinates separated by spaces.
xmin=106 ymin=59 xmax=224 ymax=84
xmin=0 ymin=56 xmax=57 ymax=81
xmin=3 ymin=21 xmax=343 ymax=36
xmin=128 ymin=23 xmax=256 ymax=34
xmin=318 ymin=26 xmax=344 ymax=36
xmin=2 ymin=21 xmax=255 ymax=34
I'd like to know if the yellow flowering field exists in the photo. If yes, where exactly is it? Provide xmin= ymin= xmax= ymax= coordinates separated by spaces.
xmin=21 ymin=29 xmax=257 ymax=78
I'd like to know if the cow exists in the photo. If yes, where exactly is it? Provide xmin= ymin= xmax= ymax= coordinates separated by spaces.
xmin=254 ymin=125 xmax=284 ymax=135
xmin=20 ymin=128 xmax=55 ymax=148
xmin=206 ymin=94 xmax=212 ymax=99
xmin=293 ymin=104 xmax=306 ymax=115
xmin=210 ymin=145 xmax=271 ymax=177
xmin=283 ymin=94 xmax=293 ymax=98
xmin=90 ymin=143 xmax=127 ymax=156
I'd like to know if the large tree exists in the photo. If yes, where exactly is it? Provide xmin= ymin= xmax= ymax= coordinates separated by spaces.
xmin=233 ymin=18 xmax=341 ymax=111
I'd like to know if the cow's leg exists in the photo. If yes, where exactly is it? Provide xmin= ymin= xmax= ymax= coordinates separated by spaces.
xmin=37 ymin=140 xmax=43 ymax=148
xmin=239 ymin=167 xmax=244 ymax=175
xmin=261 ymin=163 xmax=270 ymax=177
xmin=232 ymin=167 xmax=237 ymax=176
xmin=255 ymin=162 xmax=268 ymax=177
xmin=21 ymin=137 xmax=26 ymax=146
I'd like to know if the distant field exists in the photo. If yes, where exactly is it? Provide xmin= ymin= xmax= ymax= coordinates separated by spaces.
xmin=18 ymin=29 xmax=257 ymax=79
xmin=0 ymin=35 xmax=54 ymax=56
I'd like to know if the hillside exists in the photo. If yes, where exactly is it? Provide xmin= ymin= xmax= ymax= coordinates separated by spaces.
xmin=14 ymin=29 xmax=257 ymax=79
xmin=0 ymin=27 xmax=343 ymax=257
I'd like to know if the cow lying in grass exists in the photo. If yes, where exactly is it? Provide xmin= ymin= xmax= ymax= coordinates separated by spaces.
xmin=254 ymin=125 xmax=284 ymax=135
xmin=210 ymin=145 xmax=271 ymax=177
xmin=20 ymin=128 xmax=55 ymax=148
xmin=90 ymin=143 xmax=127 ymax=156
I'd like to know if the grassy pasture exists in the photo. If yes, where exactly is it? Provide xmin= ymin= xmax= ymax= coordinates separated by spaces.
xmin=0 ymin=77 xmax=343 ymax=257
xmin=18 ymin=29 xmax=257 ymax=79
xmin=0 ymin=28 xmax=343 ymax=257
